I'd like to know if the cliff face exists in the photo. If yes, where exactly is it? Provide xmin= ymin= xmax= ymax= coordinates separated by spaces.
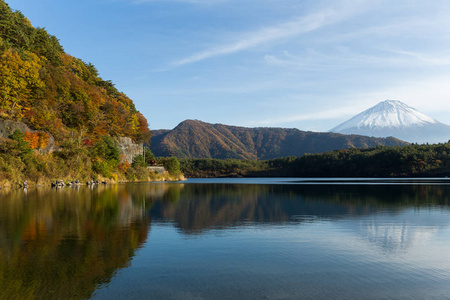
xmin=0 ymin=119 xmax=56 ymax=152
xmin=117 ymin=137 xmax=143 ymax=163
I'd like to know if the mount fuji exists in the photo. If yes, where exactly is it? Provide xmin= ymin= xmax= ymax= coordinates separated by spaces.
xmin=330 ymin=100 xmax=450 ymax=144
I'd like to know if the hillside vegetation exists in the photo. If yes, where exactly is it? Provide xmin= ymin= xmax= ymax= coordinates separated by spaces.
xmin=0 ymin=1 xmax=184 ymax=186
xmin=180 ymin=142 xmax=450 ymax=178
xmin=0 ymin=0 xmax=150 ymax=143
xmin=151 ymin=120 xmax=408 ymax=160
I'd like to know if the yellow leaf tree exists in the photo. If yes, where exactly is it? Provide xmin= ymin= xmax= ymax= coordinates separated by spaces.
xmin=0 ymin=49 xmax=44 ymax=120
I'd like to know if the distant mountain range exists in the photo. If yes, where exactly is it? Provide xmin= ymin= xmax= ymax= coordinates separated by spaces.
xmin=150 ymin=120 xmax=407 ymax=160
xmin=330 ymin=100 xmax=450 ymax=144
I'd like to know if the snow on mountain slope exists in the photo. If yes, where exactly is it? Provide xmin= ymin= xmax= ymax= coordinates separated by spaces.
xmin=330 ymin=100 xmax=450 ymax=144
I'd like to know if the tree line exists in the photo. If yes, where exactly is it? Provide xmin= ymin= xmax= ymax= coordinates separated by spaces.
xmin=180 ymin=142 xmax=450 ymax=178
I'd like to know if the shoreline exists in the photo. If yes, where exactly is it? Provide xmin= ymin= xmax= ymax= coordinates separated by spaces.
xmin=0 ymin=173 xmax=185 ymax=190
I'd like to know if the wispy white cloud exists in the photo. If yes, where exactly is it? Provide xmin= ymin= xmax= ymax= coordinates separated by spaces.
xmin=386 ymin=50 xmax=450 ymax=67
xmin=245 ymin=106 xmax=358 ymax=127
xmin=170 ymin=1 xmax=372 ymax=67
xmin=141 ymin=79 xmax=284 ymax=97
xmin=311 ymin=16 xmax=450 ymax=46
xmin=265 ymin=49 xmax=450 ymax=72
xmin=259 ymin=3 xmax=450 ymax=72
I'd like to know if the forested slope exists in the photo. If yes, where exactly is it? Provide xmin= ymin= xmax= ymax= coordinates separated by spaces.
xmin=0 ymin=0 xmax=150 ymax=143
xmin=151 ymin=120 xmax=408 ymax=160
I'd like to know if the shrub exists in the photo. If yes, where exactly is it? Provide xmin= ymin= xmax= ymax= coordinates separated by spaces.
xmin=163 ymin=157 xmax=181 ymax=175
xmin=132 ymin=154 xmax=146 ymax=167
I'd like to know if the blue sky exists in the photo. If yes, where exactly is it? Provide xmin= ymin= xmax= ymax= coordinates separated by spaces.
xmin=7 ymin=0 xmax=450 ymax=131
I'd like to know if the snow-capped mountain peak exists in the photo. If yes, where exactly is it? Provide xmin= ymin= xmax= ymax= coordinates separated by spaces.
xmin=331 ymin=100 xmax=437 ymax=131
xmin=330 ymin=100 xmax=450 ymax=144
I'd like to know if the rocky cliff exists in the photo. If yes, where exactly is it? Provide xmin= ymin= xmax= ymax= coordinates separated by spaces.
xmin=0 ymin=119 xmax=56 ymax=152
xmin=117 ymin=137 xmax=143 ymax=163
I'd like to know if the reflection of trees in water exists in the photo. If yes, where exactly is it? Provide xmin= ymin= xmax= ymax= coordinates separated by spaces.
xmin=299 ymin=184 xmax=450 ymax=207
xmin=144 ymin=183 xmax=450 ymax=254
xmin=148 ymin=184 xmax=450 ymax=235
xmin=162 ymin=183 xmax=450 ymax=254
xmin=0 ymin=185 xmax=151 ymax=299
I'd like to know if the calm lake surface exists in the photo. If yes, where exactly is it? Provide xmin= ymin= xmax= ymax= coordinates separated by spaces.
xmin=1 ymin=178 xmax=450 ymax=299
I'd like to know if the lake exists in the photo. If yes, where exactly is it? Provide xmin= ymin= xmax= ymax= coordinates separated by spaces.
xmin=1 ymin=178 xmax=450 ymax=299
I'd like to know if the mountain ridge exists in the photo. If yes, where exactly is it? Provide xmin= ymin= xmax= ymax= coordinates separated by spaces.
xmin=150 ymin=119 xmax=408 ymax=160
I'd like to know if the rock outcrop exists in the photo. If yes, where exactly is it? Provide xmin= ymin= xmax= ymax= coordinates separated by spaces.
xmin=0 ymin=118 xmax=56 ymax=152
xmin=117 ymin=137 xmax=143 ymax=163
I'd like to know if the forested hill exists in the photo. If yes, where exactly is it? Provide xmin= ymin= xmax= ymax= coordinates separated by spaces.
xmin=150 ymin=120 xmax=408 ymax=160
xmin=0 ymin=1 xmax=150 ymax=143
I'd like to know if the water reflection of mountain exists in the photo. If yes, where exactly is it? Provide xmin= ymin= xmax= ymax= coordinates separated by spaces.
xmin=300 ymin=184 xmax=450 ymax=253
xmin=0 ymin=185 xmax=151 ymax=300
xmin=149 ymin=184 xmax=450 ymax=235
xmin=349 ymin=210 xmax=448 ymax=254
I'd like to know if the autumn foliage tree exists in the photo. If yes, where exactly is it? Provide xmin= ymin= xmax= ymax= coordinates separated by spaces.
xmin=23 ymin=131 xmax=49 ymax=149
xmin=0 ymin=49 xmax=44 ymax=120
xmin=0 ymin=1 xmax=161 ymax=185
xmin=0 ymin=0 xmax=151 ymax=144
